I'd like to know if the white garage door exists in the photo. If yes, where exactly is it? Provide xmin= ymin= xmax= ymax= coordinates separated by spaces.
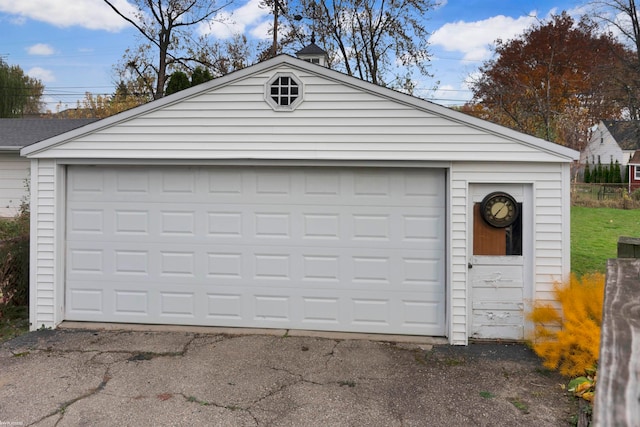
xmin=65 ymin=166 xmax=446 ymax=336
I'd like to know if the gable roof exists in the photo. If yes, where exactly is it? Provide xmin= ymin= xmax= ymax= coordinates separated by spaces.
xmin=21 ymin=55 xmax=579 ymax=162
xmin=629 ymin=150 xmax=640 ymax=165
xmin=296 ymin=42 xmax=327 ymax=56
xmin=602 ymin=120 xmax=640 ymax=150
xmin=0 ymin=118 xmax=98 ymax=150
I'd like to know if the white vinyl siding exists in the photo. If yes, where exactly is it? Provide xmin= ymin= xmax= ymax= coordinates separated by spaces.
xmin=450 ymin=162 xmax=569 ymax=343
xmin=30 ymin=67 xmax=569 ymax=164
xmin=449 ymin=178 xmax=469 ymax=344
xmin=0 ymin=153 xmax=29 ymax=217
xmin=29 ymin=159 xmax=59 ymax=329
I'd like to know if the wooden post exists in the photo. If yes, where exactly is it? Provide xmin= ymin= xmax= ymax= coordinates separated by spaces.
xmin=593 ymin=259 xmax=640 ymax=426
xmin=617 ymin=236 xmax=640 ymax=258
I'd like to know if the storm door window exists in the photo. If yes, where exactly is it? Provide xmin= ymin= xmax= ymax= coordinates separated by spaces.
xmin=473 ymin=202 xmax=523 ymax=256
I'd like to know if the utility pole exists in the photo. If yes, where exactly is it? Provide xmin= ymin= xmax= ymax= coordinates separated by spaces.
xmin=271 ymin=0 xmax=283 ymax=58
xmin=270 ymin=0 xmax=302 ymax=58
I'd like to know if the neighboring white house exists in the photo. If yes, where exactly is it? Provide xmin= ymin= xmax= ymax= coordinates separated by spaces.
xmin=0 ymin=151 xmax=29 ymax=217
xmin=580 ymin=120 xmax=640 ymax=169
xmin=0 ymin=119 xmax=97 ymax=217
xmin=21 ymin=54 xmax=578 ymax=345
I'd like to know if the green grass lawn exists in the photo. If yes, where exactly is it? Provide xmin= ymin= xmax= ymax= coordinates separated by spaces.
xmin=572 ymin=206 xmax=640 ymax=276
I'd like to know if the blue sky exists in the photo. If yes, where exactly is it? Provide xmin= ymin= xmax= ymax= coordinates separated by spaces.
xmin=0 ymin=0 xmax=587 ymax=112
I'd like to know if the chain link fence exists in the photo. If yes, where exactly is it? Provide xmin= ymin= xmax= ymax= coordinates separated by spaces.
xmin=571 ymin=183 xmax=640 ymax=209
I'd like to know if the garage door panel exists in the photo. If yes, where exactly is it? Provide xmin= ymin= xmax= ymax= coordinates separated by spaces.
xmin=67 ymin=243 xmax=442 ymax=292
xmin=66 ymin=166 xmax=446 ymax=336
xmin=66 ymin=282 xmax=445 ymax=334
xmin=67 ymin=279 xmax=445 ymax=336
xmin=69 ymin=167 xmax=444 ymax=203
xmin=67 ymin=287 xmax=104 ymax=315
xmin=114 ymin=289 xmax=149 ymax=316
xmin=67 ymin=205 xmax=443 ymax=251
xmin=68 ymin=167 xmax=445 ymax=206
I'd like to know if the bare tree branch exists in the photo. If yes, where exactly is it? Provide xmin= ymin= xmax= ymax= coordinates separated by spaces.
xmin=104 ymin=0 xmax=231 ymax=99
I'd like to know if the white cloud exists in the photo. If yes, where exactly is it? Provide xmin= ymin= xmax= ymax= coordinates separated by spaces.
xmin=201 ymin=11 xmax=235 ymax=38
xmin=428 ymin=82 xmax=454 ymax=97
xmin=27 ymin=67 xmax=55 ymax=82
xmin=250 ymin=20 xmax=272 ymax=40
xmin=0 ymin=0 xmax=136 ymax=32
xmin=200 ymin=0 xmax=270 ymax=39
xmin=27 ymin=43 xmax=54 ymax=55
xmin=464 ymin=71 xmax=482 ymax=88
xmin=429 ymin=12 xmax=540 ymax=62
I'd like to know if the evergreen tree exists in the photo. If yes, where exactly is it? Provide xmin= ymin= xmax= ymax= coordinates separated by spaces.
xmin=614 ymin=160 xmax=622 ymax=183
xmin=165 ymin=71 xmax=191 ymax=96
xmin=608 ymin=159 xmax=615 ymax=183
xmin=190 ymin=66 xmax=213 ymax=86
xmin=584 ymin=161 xmax=591 ymax=183
xmin=625 ymin=163 xmax=630 ymax=184
xmin=165 ymin=67 xmax=215 ymax=96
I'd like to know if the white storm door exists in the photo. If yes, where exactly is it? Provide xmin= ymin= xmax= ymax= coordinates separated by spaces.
xmin=469 ymin=184 xmax=528 ymax=340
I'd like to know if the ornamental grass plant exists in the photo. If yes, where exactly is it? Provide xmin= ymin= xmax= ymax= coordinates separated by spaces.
xmin=527 ymin=273 xmax=605 ymax=378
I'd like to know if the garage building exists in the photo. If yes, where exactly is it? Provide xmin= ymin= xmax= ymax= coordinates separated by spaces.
xmin=21 ymin=54 xmax=578 ymax=345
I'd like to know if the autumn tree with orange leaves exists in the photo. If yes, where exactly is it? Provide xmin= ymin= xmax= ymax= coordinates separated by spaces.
xmin=464 ymin=13 xmax=632 ymax=151
xmin=53 ymin=81 xmax=150 ymax=119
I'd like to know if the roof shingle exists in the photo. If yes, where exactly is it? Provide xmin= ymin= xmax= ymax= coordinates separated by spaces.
xmin=602 ymin=120 xmax=640 ymax=150
xmin=0 ymin=118 xmax=98 ymax=148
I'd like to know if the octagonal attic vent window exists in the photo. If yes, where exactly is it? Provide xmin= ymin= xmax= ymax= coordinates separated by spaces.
xmin=265 ymin=73 xmax=303 ymax=111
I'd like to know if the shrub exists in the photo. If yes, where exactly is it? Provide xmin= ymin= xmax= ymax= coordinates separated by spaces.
xmin=0 ymin=236 xmax=29 ymax=308
xmin=527 ymin=273 xmax=604 ymax=377
xmin=0 ymin=205 xmax=30 ymax=315
xmin=0 ymin=200 xmax=29 ymax=241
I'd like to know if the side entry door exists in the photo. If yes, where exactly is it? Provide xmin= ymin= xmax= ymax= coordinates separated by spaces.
xmin=468 ymin=184 xmax=529 ymax=340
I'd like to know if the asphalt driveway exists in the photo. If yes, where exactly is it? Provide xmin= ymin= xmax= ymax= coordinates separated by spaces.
xmin=0 ymin=326 xmax=576 ymax=426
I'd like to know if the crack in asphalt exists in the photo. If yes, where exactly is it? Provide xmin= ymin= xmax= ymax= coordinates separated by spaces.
xmin=178 ymin=392 xmax=260 ymax=426
xmin=323 ymin=340 xmax=339 ymax=370
xmin=169 ymin=338 xmax=339 ymax=426
xmin=41 ymin=333 xmax=301 ymax=425
xmin=245 ymin=379 xmax=303 ymax=425
xmin=19 ymin=335 xmax=367 ymax=426
xmin=26 ymin=367 xmax=112 ymax=427
xmin=19 ymin=334 xmax=245 ymax=426
xmin=181 ymin=334 xmax=197 ymax=355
